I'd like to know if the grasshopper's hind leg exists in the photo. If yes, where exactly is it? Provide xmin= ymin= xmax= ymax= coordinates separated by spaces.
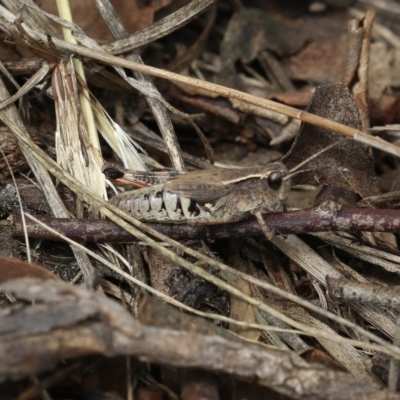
xmin=186 ymin=208 xmax=240 ymax=226
xmin=253 ymin=211 xmax=274 ymax=241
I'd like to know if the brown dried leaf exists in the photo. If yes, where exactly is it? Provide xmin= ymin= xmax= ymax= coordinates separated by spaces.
xmin=228 ymin=249 xmax=262 ymax=342
xmin=0 ymin=256 xmax=60 ymax=284
xmin=218 ymin=8 xmax=306 ymax=90
xmin=283 ymin=83 xmax=379 ymax=198
xmin=229 ymin=277 xmax=261 ymax=341
xmin=272 ymin=89 xmax=313 ymax=107
xmin=39 ymin=0 xmax=171 ymax=40
xmin=369 ymin=42 xmax=394 ymax=101
xmin=281 ymin=36 xmax=347 ymax=84
xmin=299 ymin=348 xmax=346 ymax=372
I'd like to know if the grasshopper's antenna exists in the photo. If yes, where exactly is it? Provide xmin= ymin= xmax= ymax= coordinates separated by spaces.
xmin=283 ymin=167 xmax=323 ymax=182
xmin=287 ymin=138 xmax=349 ymax=175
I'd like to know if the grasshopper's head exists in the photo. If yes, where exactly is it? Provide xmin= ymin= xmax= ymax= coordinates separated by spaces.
xmin=260 ymin=161 xmax=290 ymax=211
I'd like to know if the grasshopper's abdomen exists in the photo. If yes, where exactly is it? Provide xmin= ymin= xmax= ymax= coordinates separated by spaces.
xmin=110 ymin=185 xmax=205 ymax=223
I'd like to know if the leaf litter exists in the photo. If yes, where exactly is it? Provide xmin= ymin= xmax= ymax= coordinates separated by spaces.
xmin=1 ymin=1 xmax=400 ymax=399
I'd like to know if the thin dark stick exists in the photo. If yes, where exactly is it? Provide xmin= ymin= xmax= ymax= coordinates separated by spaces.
xmin=12 ymin=203 xmax=400 ymax=242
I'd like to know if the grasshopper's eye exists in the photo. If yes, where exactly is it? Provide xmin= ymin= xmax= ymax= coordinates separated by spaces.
xmin=268 ymin=171 xmax=283 ymax=190
xmin=102 ymin=166 xmax=124 ymax=181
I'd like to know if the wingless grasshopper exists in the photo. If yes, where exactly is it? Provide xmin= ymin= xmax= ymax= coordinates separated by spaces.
xmin=103 ymin=162 xmax=291 ymax=228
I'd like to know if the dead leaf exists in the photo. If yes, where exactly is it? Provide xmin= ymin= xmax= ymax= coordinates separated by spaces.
xmin=299 ymin=348 xmax=346 ymax=372
xmin=272 ymin=89 xmax=313 ymax=107
xmin=218 ymin=8 xmax=306 ymax=90
xmin=281 ymin=36 xmax=347 ymax=84
xmin=369 ymin=42 xmax=394 ymax=100
xmin=229 ymin=276 xmax=261 ymax=341
xmin=0 ymin=256 xmax=60 ymax=284
xmin=283 ymin=83 xmax=379 ymax=198
xmin=38 ymin=0 xmax=171 ymax=41
xmin=228 ymin=248 xmax=261 ymax=341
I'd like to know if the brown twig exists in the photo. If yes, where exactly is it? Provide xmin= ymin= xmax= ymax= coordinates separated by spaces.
xmin=12 ymin=202 xmax=400 ymax=242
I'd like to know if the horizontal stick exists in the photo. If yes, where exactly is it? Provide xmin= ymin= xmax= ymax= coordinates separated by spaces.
xmin=12 ymin=204 xmax=400 ymax=242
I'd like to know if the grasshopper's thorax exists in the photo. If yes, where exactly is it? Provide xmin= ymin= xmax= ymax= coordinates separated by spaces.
xmin=227 ymin=161 xmax=290 ymax=216
xmin=260 ymin=161 xmax=290 ymax=211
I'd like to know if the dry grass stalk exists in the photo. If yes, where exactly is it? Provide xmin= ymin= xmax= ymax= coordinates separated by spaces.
xmin=1 ymin=5 xmax=400 ymax=158
xmin=56 ymin=0 xmax=106 ymax=199
xmin=52 ymin=60 xmax=101 ymax=192
xmin=0 ymin=75 xmax=99 ymax=284
xmin=95 ymin=0 xmax=186 ymax=171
